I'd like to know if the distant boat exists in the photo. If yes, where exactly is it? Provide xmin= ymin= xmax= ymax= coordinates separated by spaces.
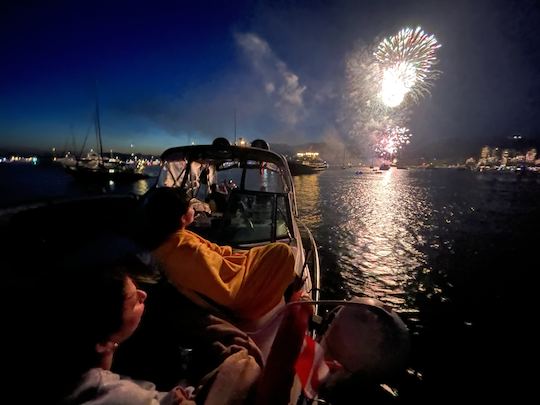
xmin=379 ymin=163 xmax=391 ymax=170
xmin=54 ymin=153 xmax=77 ymax=167
xmin=287 ymin=152 xmax=328 ymax=176
xmin=64 ymin=155 xmax=147 ymax=182
xmin=62 ymin=100 xmax=147 ymax=183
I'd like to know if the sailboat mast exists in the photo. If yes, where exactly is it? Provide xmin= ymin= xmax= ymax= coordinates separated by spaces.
xmin=95 ymin=97 xmax=104 ymax=163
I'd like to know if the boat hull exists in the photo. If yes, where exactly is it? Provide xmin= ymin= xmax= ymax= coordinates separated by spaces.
xmin=287 ymin=160 xmax=327 ymax=176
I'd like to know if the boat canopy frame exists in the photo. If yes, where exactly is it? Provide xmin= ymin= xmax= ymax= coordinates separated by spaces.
xmin=157 ymin=143 xmax=299 ymax=216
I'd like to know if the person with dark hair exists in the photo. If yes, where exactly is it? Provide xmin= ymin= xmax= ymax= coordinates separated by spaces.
xmin=141 ymin=187 xmax=296 ymax=322
xmin=11 ymin=236 xmax=261 ymax=405
xmin=13 ymin=239 xmax=191 ymax=404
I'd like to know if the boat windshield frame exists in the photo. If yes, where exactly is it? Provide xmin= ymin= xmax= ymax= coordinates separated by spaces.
xmin=152 ymin=143 xmax=299 ymax=247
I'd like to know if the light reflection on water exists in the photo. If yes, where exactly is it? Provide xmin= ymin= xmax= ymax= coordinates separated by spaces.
xmin=132 ymin=178 xmax=152 ymax=195
xmin=295 ymin=169 xmax=435 ymax=312
xmin=293 ymin=173 xmax=321 ymax=227
xmin=294 ymin=167 xmax=540 ymax=318
xmin=353 ymin=170 xmax=430 ymax=306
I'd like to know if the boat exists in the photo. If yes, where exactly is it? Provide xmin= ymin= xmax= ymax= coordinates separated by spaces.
xmin=3 ymin=137 xmax=321 ymax=401
xmin=61 ymin=101 xmax=148 ymax=182
xmin=287 ymin=152 xmax=329 ymax=175
xmin=150 ymin=137 xmax=320 ymax=282
xmin=3 ymin=138 xmax=410 ymax=403
xmin=340 ymin=147 xmax=353 ymax=169
xmin=63 ymin=155 xmax=148 ymax=182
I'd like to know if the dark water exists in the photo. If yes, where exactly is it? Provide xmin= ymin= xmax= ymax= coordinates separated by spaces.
xmin=0 ymin=163 xmax=157 ymax=207
xmin=295 ymin=168 xmax=540 ymax=401
xmin=2 ymin=163 xmax=539 ymax=401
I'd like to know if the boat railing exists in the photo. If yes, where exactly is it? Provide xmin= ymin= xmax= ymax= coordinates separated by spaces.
xmin=298 ymin=220 xmax=320 ymax=313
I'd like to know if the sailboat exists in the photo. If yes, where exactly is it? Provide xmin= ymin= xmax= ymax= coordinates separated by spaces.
xmin=63 ymin=100 xmax=147 ymax=182
xmin=341 ymin=146 xmax=353 ymax=169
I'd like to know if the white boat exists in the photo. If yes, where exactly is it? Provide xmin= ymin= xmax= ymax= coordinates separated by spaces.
xmin=287 ymin=152 xmax=329 ymax=175
xmin=121 ymin=137 xmax=325 ymax=402
xmin=62 ymin=102 xmax=147 ymax=182
xmin=63 ymin=155 xmax=147 ymax=182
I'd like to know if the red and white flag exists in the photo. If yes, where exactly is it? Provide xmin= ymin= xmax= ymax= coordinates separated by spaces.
xmin=294 ymin=335 xmax=330 ymax=399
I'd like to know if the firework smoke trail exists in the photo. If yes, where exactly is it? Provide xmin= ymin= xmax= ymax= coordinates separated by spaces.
xmin=375 ymin=27 xmax=441 ymax=107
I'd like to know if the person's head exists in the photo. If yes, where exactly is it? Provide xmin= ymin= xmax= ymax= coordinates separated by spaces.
xmin=320 ymin=297 xmax=410 ymax=381
xmin=59 ymin=258 xmax=147 ymax=365
xmin=140 ymin=187 xmax=193 ymax=248
xmin=18 ymin=236 xmax=149 ymax=399
xmin=56 ymin=238 xmax=149 ymax=366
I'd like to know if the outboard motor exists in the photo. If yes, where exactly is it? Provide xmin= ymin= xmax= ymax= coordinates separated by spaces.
xmin=317 ymin=297 xmax=410 ymax=402
xmin=320 ymin=297 xmax=410 ymax=379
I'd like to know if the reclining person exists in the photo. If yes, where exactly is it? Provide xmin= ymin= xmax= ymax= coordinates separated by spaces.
xmin=141 ymin=187 xmax=296 ymax=322
xmin=12 ymin=236 xmax=262 ymax=405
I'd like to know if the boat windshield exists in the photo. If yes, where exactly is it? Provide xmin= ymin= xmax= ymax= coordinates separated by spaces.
xmin=155 ymin=156 xmax=295 ymax=247
xmin=158 ymin=159 xmax=288 ymax=193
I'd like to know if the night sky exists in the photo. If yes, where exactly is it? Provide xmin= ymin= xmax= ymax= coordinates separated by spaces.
xmin=1 ymin=0 xmax=539 ymax=159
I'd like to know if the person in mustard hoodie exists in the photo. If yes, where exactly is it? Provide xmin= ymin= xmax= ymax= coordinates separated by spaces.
xmin=141 ymin=187 xmax=296 ymax=322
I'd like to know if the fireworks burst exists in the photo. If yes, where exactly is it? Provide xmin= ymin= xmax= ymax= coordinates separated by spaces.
xmin=343 ymin=27 xmax=441 ymax=160
xmin=375 ymin=27 xmax=441 ymax=107
xmin=374 ymin=126 xmax=412 ymax=161
xmin=344 ymin=46 xmax=411 ymax=153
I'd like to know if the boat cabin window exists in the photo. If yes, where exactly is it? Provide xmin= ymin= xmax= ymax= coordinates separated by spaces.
xmin=160 ymin=160 xmax=188 ymax=187
xmin=191 ymin=190 xmax=293 ymax=247
xmin=243 ymin=163 xmax=286 ymax=193
xmin=155 ymin=154 xmax=295 ymax=246
xmin=158 ymin=158 xmax=288 ymax=196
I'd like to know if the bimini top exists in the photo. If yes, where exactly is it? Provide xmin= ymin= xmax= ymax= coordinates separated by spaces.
xmin=160 ymin=143 xmax=288 ymax=170
xmin=157 ymin=139 xmax=296 ymax=208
